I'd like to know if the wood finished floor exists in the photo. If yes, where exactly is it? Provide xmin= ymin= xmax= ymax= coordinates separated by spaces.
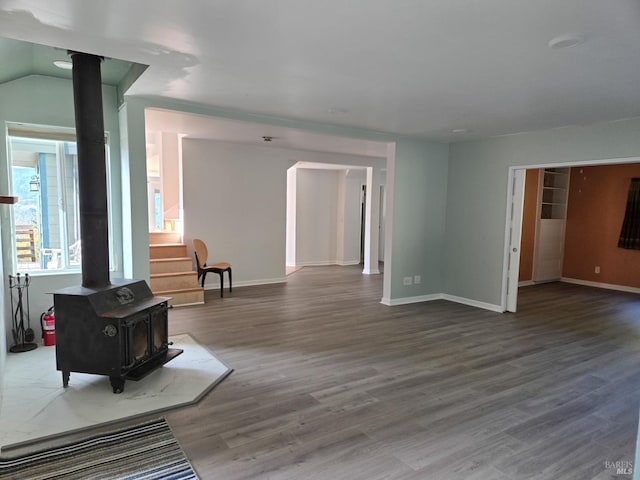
xmin=166 ymin=265 xmax=640 ymax=480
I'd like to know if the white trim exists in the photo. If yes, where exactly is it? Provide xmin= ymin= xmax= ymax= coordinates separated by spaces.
xmin=380 ymin=294 xmax=442 ymax=306
xmin=514 ymin=156 xmax=640 ymax=170
xmin=561 ymin=277 xmax=640 ymax=295
xmin=294 ymin=260 xmax=361 ymax=267
xmin=362 ymin=267 xmax=381 ymax=275
xmin=380 ymin=293 xmax=504 ymax=312
xmin=442 ymin=294 xmax=504 ymax=313
xmin=203 ymin=277 xmax=287 ymax=290
xmin=518 ymin=280 xmax=535 ymax=287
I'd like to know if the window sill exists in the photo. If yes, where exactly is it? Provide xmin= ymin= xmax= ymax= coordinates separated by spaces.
xmin=21 ymin=268 xmax=122 ymax=278
xmin=20 ymin=269 xmax=82 ymax=277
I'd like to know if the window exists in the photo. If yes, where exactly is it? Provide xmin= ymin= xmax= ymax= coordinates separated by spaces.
xmin=9 ymin=127 xmax=111 ymax=272
xmin=618 ymin=178 xmax=640 ymax=250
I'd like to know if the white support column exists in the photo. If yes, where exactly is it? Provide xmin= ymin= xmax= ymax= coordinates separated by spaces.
xmin=119 ymin=100 xmax=150 ymax=281
xmin=363 ymin=167 xmax=381 ymax=274
xmin=285 ymin=167 xmax=297 ymax=266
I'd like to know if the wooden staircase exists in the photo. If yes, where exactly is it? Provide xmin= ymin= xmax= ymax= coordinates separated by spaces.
xmin=149 ymin=232 xmax=204 ymax=306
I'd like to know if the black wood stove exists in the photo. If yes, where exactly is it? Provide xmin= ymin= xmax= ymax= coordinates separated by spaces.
xmin=54 ymin=280 xmax=181 ymax=393
xmin=52 ymin=52 xmax=181 ymax=393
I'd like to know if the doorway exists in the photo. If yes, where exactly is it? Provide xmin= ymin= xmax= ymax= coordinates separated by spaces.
xmin=503 ymin=158 xmax=640 ymax=312
xmin=285 ymin=164 xmax=384 ymax=272
xmin=360 ymin=184 xmax=366 ymax=264
xmin=145 ymin=131 xmax=183 ymax=235
xmin=360 ymin=184 xmax=386 ymax=265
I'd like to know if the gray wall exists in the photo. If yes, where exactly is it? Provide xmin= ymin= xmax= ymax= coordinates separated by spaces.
xmin=0 ymin=75 xmax=123 ymax=354
xmin=383 ymin=139 xmax=450 ymax=302
xmin=445 ymin=118 xmax=640 ymax=307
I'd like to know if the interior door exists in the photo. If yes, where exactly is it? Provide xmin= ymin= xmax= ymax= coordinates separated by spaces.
xmin=533 ymin=219 xmax=566 ymax=281
xmin=506 ymin=169 xmax=525 ymax=312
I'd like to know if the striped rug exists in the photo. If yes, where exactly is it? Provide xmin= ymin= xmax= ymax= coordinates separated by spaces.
xmin=0 ymin=418 xmax=198 ymax=479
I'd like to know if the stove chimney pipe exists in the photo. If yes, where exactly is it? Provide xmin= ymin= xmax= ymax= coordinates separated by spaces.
xmin=69 ymin=52 xmax=110 ymax=288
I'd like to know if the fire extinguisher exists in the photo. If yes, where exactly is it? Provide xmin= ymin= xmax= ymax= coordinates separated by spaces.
xmin=41 ymin=307 xmax=55 ymax=347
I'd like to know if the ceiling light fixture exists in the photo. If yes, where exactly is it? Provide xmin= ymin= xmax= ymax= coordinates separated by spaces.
xmin=452 ymin=128 xmax=468 ymax=134
xmin=53 ymin=60 xmax=73 ymax=70
xmin=548 ymin=34 xmax=585 ymax=50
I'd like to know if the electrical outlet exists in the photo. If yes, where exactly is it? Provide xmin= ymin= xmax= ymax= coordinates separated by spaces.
xmin=403 ymin=276 xmax=413 ymax=286
xmin=595 ymin=266 xmax=600 ymax=274
xmin=414 ymin=275 xmax=421 ymax=284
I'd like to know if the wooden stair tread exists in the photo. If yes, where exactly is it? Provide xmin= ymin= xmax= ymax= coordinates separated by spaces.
xmin=154 ymin=287 xmax=204 ymax=294
xmin=149 ymin=236 xmax=201 ymax=306
xmin=150 ymin=271 xmax=197 ymax=278
xmin=150 ymin=257 xmax=191 ymax=263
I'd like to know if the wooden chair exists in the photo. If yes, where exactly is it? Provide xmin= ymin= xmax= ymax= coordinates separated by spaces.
xmin=192 ymin=238 xmax=232 ymax=297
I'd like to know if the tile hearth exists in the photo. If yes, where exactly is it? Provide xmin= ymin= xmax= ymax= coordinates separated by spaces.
xmin=0 ymin=334 xmax=231 ymax=453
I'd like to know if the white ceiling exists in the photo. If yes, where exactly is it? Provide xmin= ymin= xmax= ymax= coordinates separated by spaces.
xmin=145 ymin=109 xmax=389 ymax=158
xmin=1 ymin=0 xmax=640 ymax=141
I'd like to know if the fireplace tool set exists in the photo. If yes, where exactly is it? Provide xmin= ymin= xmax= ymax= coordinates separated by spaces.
xmin=9 ymin=273 xmax=37 ymax=353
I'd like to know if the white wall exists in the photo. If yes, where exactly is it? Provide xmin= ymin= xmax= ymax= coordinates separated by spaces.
xmin=161 ymin=132 xmax=180 ymax=221
xmin=290 ymin=168 xmax=368 ymax=266
xmin=183 ymin=140 xmax=296 ymax=286
xmin=295 ymin=169 xmax=340 ymax=265
xmin=338 ymin=169 xmax=365 ymax=265
xmin=287 ymin=167 xmax=370 ymax=267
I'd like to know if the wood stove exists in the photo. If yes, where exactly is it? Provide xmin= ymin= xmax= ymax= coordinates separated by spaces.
xmin=54 ymin=280 xmax=181 ymax=393
xmin=52 ymin=52 xmax=182 ymax=393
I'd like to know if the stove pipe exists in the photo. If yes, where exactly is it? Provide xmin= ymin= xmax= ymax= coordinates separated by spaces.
xmin=69 ymin=52 xmax=110 ymax=289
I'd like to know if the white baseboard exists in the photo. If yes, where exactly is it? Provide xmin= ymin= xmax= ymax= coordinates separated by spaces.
xmin=441 ymin=294 xmax=504 ymax=313
xmin=381 ymin=293 xmax=504 ymax=312
xmin=518 ymin=280 xmax=535 ymax=287
xmin=295 ymin=260 xmax=335 ymax=267
xmin=295 ymin=260 xmax=361 ymax=267
xmin=561 ymin=277 xmax=640 ymax=295
xmin=203 ymin=277 xmax=287 ymax=290
xmin=337 ymin=260 xmax=361 ymax=266
xmin=380 ymin=294 xmax=443 ymax=306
